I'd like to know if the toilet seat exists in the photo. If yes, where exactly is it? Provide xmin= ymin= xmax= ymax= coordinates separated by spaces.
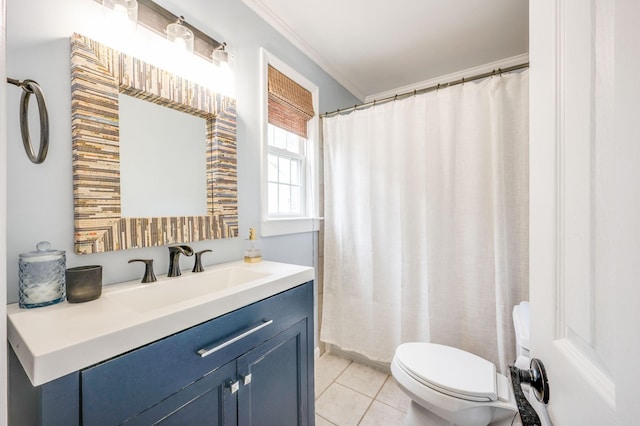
xmin=394 ymin=343 xmax=500 ymax=402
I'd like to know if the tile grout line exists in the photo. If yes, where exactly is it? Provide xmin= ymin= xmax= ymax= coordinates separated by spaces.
xmin=316 ymin=356 xmax=410 ymax=425
xmin=317 ymin=382 xmax=370 ymax=426
xmin=334 ymin=371 xmax=389 ymax=401
xmin=375 ymin=376 xmax=410 ymax=414
xmin=316 ymin=413 xmax=337 ymax=426
xmin=373 ymin=398 xmax=408 ymax=414
xmin=357 ymin=376 xmax=409 ymax=425
xmin=356 ymin=373 xmax=390 ymax=425
xmin=374 ymin=376 xmax=391 ymax=400
xmin=356 ymin=396 xmax=377 ymax=425
xmin=314 ymin=358 xmax=353 ymax=400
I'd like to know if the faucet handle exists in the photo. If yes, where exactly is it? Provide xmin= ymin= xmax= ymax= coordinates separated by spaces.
xmin=192 ymin=249 xmax=213 ymax=273
xmin=128 ymin=259 xmax=157 ymax=283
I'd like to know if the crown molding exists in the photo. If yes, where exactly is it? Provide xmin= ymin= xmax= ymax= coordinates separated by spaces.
xmin=241 ymin=0 xmax=365 ymax=101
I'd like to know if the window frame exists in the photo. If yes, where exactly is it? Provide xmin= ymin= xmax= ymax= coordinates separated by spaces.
xmin=267 ymin=124 xmax=307 ymax=217
xmin=260 ymin=48 xmax=320 ymax=236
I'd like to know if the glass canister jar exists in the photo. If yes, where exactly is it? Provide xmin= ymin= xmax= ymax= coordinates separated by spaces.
xmin=19 ymin=241 xmax=66 ymax=308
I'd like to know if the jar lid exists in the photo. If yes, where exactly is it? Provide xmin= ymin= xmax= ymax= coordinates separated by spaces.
xmin=19 ymin=241 xmax=65 ymax=263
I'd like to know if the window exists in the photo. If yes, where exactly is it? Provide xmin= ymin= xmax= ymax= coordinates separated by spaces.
xmin=267 ymin=124 xmax=305 ymax=216
xmin=261 ymin=49 xmax=320 ymax=236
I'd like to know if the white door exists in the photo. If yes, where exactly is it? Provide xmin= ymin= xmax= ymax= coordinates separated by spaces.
xmin=529 ymin=0 xmax=640 ymax=424
xmin=1 ymin=0 xmax=8 ymax=423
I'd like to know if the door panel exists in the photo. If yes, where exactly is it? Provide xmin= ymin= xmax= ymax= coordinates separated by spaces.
xmin=612 ymin=3 xmax=640 ymax=425
xmin=237 ymin=320 xmax=309 ymax=426
xmin=530 ymin=0 xmax=615 ymax=423
xmin=122 ymin=361 xmax=237 ymax=426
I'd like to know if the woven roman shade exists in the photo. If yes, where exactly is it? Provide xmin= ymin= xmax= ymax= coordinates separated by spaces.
xmin=268 ymin=65 xmax=314 ymax=138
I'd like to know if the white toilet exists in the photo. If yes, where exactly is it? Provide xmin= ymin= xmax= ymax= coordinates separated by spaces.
xmin=391 ymin=302 xmax=530 ymax=426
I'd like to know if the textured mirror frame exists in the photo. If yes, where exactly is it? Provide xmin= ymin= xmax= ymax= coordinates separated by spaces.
xmin=71 ymin=33 xmax=238 ymax=254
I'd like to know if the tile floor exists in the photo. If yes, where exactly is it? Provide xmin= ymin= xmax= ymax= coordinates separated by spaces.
xmin=314 ymin=353 xmax=411 ymax=425
xmin=314 ymin=353 xmax=524 ymax=426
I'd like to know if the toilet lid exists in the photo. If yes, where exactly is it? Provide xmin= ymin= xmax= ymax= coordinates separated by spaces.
xmin=394 ymin=342 xmax=497 ymax=402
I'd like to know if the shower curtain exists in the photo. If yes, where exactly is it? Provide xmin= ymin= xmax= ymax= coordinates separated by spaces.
xmin=321 ymin=71 xmax=529 ymax=374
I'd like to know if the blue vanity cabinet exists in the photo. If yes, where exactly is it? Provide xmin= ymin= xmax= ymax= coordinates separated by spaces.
xmin=124 ymin=319 xmax=312 ymax=426
xmin=118 ymin=359 xmax=238 ymax=425
xmin=9 ymin=281 xmax=314 ymax=426
xmin=8 ymin=350 xmax=80 ymax=426
xmin=237 ymin=319 xmax=310 ymax=426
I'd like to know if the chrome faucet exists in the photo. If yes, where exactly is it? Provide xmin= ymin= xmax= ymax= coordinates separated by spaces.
xmin=168 ymin=245 xmax=194 ymax=277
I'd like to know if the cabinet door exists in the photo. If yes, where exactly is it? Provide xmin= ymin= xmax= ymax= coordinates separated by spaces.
xmin=122 ymin=360 xmax=238 ymax=426
xmin=237 ymin=319 xmax=310 ymax=426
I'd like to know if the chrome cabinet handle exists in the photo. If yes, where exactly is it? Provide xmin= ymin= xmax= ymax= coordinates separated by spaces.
xmin=227 ymin=380 xmax=240 ymax=394
xmin=197 ymin=319 xmax=274 ymax=358
xmin=242 ymin=374 xmax=252 ymax=385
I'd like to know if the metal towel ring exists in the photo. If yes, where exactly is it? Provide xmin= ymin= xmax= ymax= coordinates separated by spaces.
xmin=7 ymin=78 xmax=49 ymax=164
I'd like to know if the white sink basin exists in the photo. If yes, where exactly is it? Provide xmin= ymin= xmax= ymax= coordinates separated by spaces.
xmin=8 ymin=260 xmax=315 ymax=386
xmin=106 ymin=267 xmax=270 ymax=312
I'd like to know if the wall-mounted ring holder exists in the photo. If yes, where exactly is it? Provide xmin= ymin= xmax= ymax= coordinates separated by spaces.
xmin=6 ymin=78 xmax=49 ymax=164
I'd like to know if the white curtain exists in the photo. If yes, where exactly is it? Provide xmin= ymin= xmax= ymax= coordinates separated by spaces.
xmin=321 ymin=71 xmax=529 ymax=374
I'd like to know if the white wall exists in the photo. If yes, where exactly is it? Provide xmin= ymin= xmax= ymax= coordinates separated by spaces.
xmin=4 ymin=0 xmax=358 ymax=303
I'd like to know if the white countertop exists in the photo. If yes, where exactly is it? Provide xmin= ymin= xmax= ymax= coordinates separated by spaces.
xmin=8 ymin=260 xmax=314 ymax=387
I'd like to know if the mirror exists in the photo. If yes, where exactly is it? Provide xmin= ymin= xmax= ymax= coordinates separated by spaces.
xmin=71 ymin=33 xmax=238 ymax=254
xmin=118 ymin=94 xmax=208 ymax=218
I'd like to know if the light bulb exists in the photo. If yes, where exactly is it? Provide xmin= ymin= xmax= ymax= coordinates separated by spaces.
xmin=166 ymin=17 xmax=194 ymax=53
xmin=113 ymin=4 xmax=127 ymax=16
xmin=102 ymin=0 xmax=138 ymax=25
xmin=212 ymin=43 xmax=229 ymax=67
xmin=173 ymin=37 xmax=188 ymax=51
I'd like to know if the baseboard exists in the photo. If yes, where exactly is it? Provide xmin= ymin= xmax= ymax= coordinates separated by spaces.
xmin=325 ymin=343 xmax=391 ymax=374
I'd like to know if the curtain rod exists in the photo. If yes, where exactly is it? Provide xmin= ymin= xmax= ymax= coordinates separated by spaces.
xmin=320 ymin=62 xmax=529 ymax=118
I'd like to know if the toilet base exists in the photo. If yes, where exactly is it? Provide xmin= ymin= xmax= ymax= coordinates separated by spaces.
xmin=403 ymin=400 xmax=520 ymax=426
xmin=404 ymin=400 xmax=452 ymax=426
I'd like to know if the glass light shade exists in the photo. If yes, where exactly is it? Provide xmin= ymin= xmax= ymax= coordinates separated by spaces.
xmin=102 ymin=0 xmax=138 ymax=25
xmin=212 ymin=47 xmax=229 ymax=67
xmin=166 ymin=20 xmax=194 ymax=53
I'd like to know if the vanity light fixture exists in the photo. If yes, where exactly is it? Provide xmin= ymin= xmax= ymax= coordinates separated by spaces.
xmin=166 ymin=16 xmax=194 ymax=53
xmin=101 ymin=0 xmax=138 ymax=25
xmin=95 ymin=0 xmax=225 ymax=63
xmin=212 ymin=42 xmax=229 ymax=66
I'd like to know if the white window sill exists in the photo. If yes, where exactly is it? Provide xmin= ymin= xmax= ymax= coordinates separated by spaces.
xmin=261 ymin=217 xmax=323 ymax=237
